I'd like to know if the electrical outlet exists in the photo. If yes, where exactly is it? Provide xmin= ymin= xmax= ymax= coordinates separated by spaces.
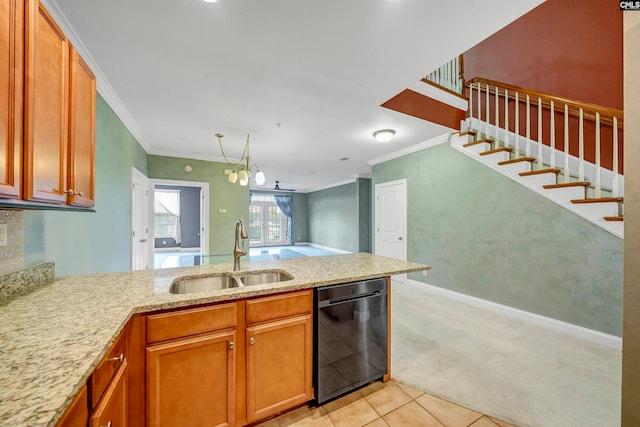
xmin=0 ymin=224 xmax=7 ymax=247
xmin=422 ymin=270 xmax=428 ymax=277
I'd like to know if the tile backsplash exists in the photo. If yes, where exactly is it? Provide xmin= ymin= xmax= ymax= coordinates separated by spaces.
xmin=0 ymin=210 xmax=25 ymax=275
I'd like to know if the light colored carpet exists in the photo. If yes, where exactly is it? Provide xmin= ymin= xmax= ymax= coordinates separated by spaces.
xmin=391 ymin=280 xmax=621 ymax=427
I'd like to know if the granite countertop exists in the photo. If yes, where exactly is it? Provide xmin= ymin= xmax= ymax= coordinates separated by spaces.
xmin=0 ymin=253 xmax=430 ymax=426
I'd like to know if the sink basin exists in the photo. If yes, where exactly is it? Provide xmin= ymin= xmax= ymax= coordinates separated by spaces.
xmin=235 ymin=271 xmax=294 ymax=286
xmin=170 ymin=275 xmax=236 ymax=294
xmin=169 ymin=270 xmax=294 ymax=294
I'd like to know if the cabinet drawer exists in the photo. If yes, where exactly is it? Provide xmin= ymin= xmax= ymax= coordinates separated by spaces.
xmin=90 ymin=329 xmax=127 ymax=409
xmin=246 ymin=290 xmax=312 ymax=324
xmin=147 ymin=302 xmax=237 ymax=344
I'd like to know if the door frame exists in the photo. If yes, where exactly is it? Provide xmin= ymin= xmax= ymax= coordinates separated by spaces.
xmin=148 ymin=179 xmax=210 ymax=262
xmin=374 ymin=179 xmax=408 ymax=283
xmin=131 ymin=167 xmax=150 ymax=270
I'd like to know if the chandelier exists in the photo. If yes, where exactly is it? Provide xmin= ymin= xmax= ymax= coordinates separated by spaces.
xmin=216 ymin=133 xmax=266 ymax=186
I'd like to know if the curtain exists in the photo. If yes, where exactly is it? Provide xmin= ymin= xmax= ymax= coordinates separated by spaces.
xmin=274 ymin=194 xmax=295 ymax=245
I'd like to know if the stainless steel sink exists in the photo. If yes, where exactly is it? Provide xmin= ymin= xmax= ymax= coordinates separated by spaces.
xmin=169 ymin=270 xmax=294 ymax=294
xmin=235 ymin=271 xmax=294 ymax=287
xmin=170 ymin=275 xmax=237 ymax=294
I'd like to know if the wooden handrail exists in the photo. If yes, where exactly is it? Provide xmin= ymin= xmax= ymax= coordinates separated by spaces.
xmin=465 ymin=77 xmax=624 ymax=127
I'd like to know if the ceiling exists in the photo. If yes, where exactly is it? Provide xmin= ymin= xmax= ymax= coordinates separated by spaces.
xmin=47 ymin=0 xmax=544 ymax=192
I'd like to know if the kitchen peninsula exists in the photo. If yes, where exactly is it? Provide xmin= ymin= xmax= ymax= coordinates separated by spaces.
xmin=0 ymin=253 xmax=430 ymax=426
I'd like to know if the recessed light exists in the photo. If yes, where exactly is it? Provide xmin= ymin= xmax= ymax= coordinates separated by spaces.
xmin=339 ymin=157 xmax=350 ymax=161
xmin=203 ymin=0 xmax=219 ymax=3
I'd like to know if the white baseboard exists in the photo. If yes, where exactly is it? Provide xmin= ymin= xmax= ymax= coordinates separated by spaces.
xmin=406 ymin=279 xmax=622 ymax=350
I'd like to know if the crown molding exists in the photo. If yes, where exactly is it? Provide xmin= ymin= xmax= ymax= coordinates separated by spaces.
xmin=40 ymin=0 xmax=148 ymax=151
xmin=367 ymin=133 xmax=450 ymax=166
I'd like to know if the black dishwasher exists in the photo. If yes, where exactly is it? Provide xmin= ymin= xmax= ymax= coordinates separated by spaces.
xmin=313 ymin=278 xmax=388 ymax=405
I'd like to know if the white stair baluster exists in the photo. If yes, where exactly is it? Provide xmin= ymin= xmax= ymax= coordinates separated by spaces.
xmin=514 ymin=92 xmax=520 ymax=158
xmin=504 ymin=89 xmax=509 ymax=149
xmin=595 ymin=112 xmax=601 ymax=198
xmin=486 ymin=83 xmax=490 ymax=138
xmin=612 ymin=116 xmax=619 ymax=197
xmin=495 ymin=86 xmax=500 ymax=142
xmin=469 ymin=83 xmax=473 ymax=121
xmin=579 ymin=108 xmax=585 ymax=182
xmin=564 ymin=104 xmax=570 ymax=182
xmin=526 ymin=95 xmax=531 ymax=157
xmin=478 ymin=83 xmax=482 ymax=132
xmin=537 ymin=97 xmax=543 ymax=169
xmin=550 ymin=100 xmax=556 ymax=169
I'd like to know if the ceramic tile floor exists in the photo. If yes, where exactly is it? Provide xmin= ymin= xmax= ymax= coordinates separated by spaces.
xmin=256 ymin=380 xmax=515 ymax=427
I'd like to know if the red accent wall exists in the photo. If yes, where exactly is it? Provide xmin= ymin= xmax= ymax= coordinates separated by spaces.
xmin=464 ymin=0 xmax=623 ymax=109
xmin=381 ymin=89 xmax=466 ymax=130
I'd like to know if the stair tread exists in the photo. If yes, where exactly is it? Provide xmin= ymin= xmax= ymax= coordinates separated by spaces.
xmin=519 ymin=168 xmax=561 ymax=177
xmin=480 ymin=147 xmax=513 ymax=156
xmin=459 ymin=130 xmax=477 ymax=136
xmin=571 ymin=197 xmax=624 ymax=204
xmin=543 ymin=182 xmax=590 ymax=189
xmin=498 ymin=157 xmax=535 ymax=166
xmin=604 ymin=216 xmax=624 ymax=222
xmin=463 ymin=138 xmax=493 ymax=148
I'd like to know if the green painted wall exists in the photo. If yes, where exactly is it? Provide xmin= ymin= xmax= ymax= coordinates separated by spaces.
xmin=372 ymin=143 xmax=623 ymax=336
xmin=147 ymin=156 xmax=249 ymax=255
xmin=307 ymin=179 xmax=371 ymax=252
xmin=357 ymin=178 xmax=371 ymax=253
xmin=23 ymin=95 xmax=148 ymax=276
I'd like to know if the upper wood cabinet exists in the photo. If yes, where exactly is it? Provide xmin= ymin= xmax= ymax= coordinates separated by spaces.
xmin=24 ymin=0 xmax=69 ymax=204
xmin=0 ymin=0 xmax=95 ymax=208
xmin=0 ymin=0 xmax=23 ymax=199
xmin=68 ymin=46 xmax=95 ymax=207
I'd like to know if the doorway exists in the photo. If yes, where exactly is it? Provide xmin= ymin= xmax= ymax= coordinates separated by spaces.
xmin=249 ymin=193 xmax=290 ymax=247
xmin=149 ymin=179 xmax=209 ymax=268
xmin=375 ymin=179 xmax=407 ymax=282
xmin=131 ymin=167 xmax=150 ymax=270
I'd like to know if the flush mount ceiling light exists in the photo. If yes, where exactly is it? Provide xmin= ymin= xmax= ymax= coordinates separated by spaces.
xmin=217 ymin=133 xmax=266 ymax=187
xmin=373 ymin=129 xmax=396 ymax=143
xmin=203 ymin=0 xmax=219 ymax=3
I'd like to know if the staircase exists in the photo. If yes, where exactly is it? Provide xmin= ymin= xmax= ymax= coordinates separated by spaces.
xmin=423 ymin=61 xmax=624 ymax=238
xmin=451 ymin=127 xmax=623 ymax=238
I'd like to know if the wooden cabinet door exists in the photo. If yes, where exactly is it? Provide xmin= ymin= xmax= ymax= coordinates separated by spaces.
xmin=90 ymin=359 xmax=128 ymax=427
xmin=56 ymin=384 xmax=88 ymax=427
xmin=246 ymin=314 xmax=313 ymax=422
xmin=68 ymin=46 xmax=95 ymax=207
xmin=147 ymin=331 xmax=236 ymax=427
xmin=0 ymin=0 xmax=23 ymax=199
xmin=24 ymin=0 xmax=68 ymax=203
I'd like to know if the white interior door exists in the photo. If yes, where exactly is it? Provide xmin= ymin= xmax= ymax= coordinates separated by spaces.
xmin=375 ymin=179 xmax=407 ymax=283
xmin=131 ymin=167 xmax=150 ymax=270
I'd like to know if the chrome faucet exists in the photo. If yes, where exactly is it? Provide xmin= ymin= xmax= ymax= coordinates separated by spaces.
xmin=233 ymin=219 xmax=248 ymax=271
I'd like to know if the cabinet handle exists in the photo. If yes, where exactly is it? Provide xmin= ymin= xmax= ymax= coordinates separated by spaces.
xmin=249 ymin=337 xmax=255 ymax=345
xmin=109 ymin=353 xmax=124 ymax=363
xmin=228 ymin=341 xmax=235 ymax=349
xmin=76 ymin=191 xmax=84 ymax=197
xmin=63 ymin=189 xmax=74 ymax=195
xmin=100 ymin=422 xmax=112 ymax=427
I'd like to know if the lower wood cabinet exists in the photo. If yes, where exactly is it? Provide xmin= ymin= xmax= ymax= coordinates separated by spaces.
xmin=56 ymin=290 xmax=314 ymax=427
xmin=146 ymin=330 xmax=236 ymax=427
xmin=90 ymin=359 xmax=128 ymax=427
xmin=246 ymin=314 xmax=312 ymax=422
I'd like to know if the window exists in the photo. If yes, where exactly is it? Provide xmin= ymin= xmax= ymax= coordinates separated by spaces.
xmin=154 ymin=190 xmax=180 ymax=238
